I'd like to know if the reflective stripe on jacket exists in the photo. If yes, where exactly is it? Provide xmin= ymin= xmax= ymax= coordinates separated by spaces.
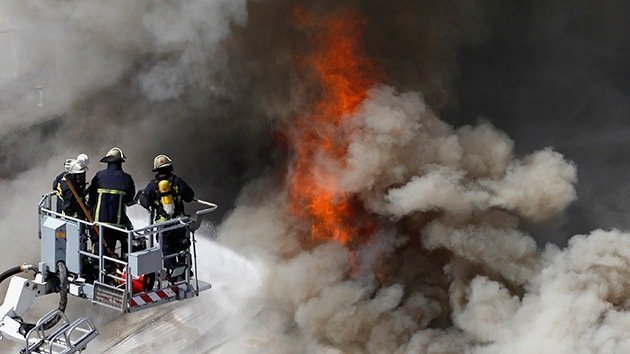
xmin=88 ymin=163 xmax=135 ymax=228
xmin=53 ymin=172 xmax=86 ymax=218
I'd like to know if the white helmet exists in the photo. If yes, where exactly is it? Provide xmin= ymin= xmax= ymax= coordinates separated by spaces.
xmin=153 ymin=154 xmax=173 ymax=171
xmin=76 ymin=153 xmax=89 ymax=166
xmin=64 ymin=158 xmax=88 ymax=174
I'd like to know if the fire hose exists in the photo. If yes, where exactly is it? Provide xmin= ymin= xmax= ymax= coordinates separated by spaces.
xmin=0 ymin=264 xmax=36 ymax=284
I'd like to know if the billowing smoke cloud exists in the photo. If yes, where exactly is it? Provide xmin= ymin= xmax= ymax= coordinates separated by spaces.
xmin=472 ymin=230 xmax=630 ymax=354
xmin=0 ymin=0 xmax=257 ymax=214
xmin=213 ymin=84 xmax=626 ymax=353
xmin=339 ymin=87 xmax=577 ymax=224
xmin=0 ymin=1 xmax=629 ymax=354
xmin=0 ymin=0 xmax=251 ymax=351
xmin=449 ymin=1 xmax=630 ymax=240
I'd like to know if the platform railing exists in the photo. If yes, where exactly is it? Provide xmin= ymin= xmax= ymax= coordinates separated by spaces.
xmin=24 ymin=308 xmax=98 ymax=354
xmin=38 ymin=193 xmax=217 ymax=302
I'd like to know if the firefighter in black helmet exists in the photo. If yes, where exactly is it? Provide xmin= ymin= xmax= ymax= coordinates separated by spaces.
xmin=139 ymin=154 xmax=195 ymax=271
xmin=87 ymin=147 xmax=136 ymax=259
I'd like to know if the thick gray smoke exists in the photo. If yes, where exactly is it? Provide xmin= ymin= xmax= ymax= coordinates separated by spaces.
xmin=447 ymin=1 xmax=630 ymax=241
xmin=214 ymin=85 xmax=627 ymax=353
xmin=1 ymin=1 xmax=629 ymax=354
xmin=0 ymin=0 xmax=258 ymax=214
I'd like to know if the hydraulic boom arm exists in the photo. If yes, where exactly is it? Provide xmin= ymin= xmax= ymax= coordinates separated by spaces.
xmin=0 ymin=264 xmax=97 ymax=354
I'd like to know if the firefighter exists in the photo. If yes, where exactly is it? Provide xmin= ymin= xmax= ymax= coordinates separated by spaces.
xmin=87 ymin=147 xmax=136 ymax=259
xmin=139 ymin=154 xmax=195 ymax=272
xmin=52 ymin=154 xmax=89 ymax=218
xmin=53 ymin=154 xmax=99 ymax=282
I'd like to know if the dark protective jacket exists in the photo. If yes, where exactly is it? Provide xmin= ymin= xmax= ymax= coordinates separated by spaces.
xmin=52 ymin=172 xmax=87 ymax=218
xmin=139 ymin=172 xmax=194 ymax=222
xmin=87 ymin=162 xmax=135 ymax=228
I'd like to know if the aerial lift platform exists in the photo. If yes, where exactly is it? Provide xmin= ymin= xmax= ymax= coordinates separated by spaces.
xmin=0 ymin=192 xmax=217 ymax=353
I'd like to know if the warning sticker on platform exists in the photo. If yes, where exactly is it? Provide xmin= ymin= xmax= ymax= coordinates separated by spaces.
xmin=93 ymin=281 xmax=127 ymax=312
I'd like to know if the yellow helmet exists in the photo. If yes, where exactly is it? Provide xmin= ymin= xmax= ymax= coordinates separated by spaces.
xmin=153 ymin=154 xmax=173 ymax=171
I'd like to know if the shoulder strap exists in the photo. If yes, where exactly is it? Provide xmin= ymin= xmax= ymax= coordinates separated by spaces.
xmin=154 ymin=176 xmax=179 ymax=196
xmin=169 ymin=175 xmax=180 ymax=197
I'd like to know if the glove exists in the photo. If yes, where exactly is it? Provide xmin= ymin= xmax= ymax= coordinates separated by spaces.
xmin=179 ymin=237 xmax=191 ymax=248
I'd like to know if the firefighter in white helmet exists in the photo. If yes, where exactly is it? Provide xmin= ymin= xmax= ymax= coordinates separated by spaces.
xmin=52 ymin=154 xmax=89 ymax=218
xmin=139 ymin=154 xmax=195 ymax=272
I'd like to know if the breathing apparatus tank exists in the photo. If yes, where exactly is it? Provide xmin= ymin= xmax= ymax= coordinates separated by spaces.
xmin=159 ymin=180 xmax=175 ymax=216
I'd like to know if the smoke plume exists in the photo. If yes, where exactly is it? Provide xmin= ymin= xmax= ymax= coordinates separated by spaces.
xmin=0 ymin=1 xmax=629 ymax=354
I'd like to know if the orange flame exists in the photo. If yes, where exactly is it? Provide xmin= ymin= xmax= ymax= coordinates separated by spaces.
xmin=288 ymin=8 xmax=380 ymax=245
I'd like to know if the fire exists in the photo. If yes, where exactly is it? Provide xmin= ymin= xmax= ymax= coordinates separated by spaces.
xmin=288 ymin=8 xmax=380 ymax=245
